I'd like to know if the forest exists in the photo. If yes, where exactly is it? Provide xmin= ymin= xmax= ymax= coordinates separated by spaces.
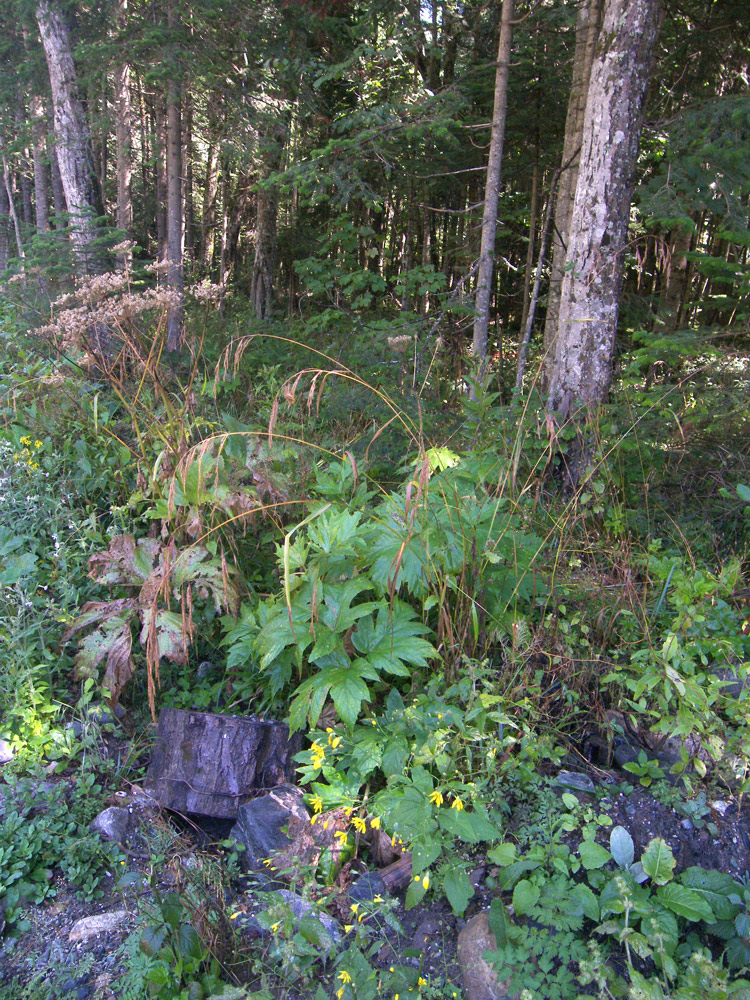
xmin=1 ymin=0 xmax=750 ymax=997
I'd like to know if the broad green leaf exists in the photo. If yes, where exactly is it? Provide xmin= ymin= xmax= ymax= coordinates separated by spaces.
xmin=679 ymin=867 xmax=740 ymax=921
xmin=488 ymin=898 xmax=511 ymax=948
xmin=382 ymin=736 xmax=408 ymax=775
xmin=628 ymin=967 xmax=665 ymax=999
xmin=499 ymin=859 xmax=541 ymax=891
xmin=443 ymin=866 xmax=474 ymax=916
xmin=351 ymin=601 xmax=436 ymax=676
xmin=486 ymin=843 xmax=517 ymax=867
xmin=405 ymin=877 xmax=427 ymax=910
xmin=329 ymin=671 xmax=370 ymax=727
xmin=512 ymin=879 xmax=540 ymax=916
xmin=641 ymin=838 xmax=676 ymax=885
xmin=610 ymin=826 xmax=635 ymax=869
xmin=656 ymin=883 xmax=715 ymax=922
xmin=412 ymin=838 xmax=442 ymax=874
xmin=569 ymin=883 xmax=600 ymax=922
xmin=578 ymin=840 xmax=611 ymax=870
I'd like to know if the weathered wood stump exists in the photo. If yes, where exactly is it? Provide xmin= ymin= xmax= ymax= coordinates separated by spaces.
xmin=145 ymin=708 xmax=302 ymax=818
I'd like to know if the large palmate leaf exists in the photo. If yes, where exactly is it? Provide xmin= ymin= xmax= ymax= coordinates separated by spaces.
xmin=351 ymin=600 xmax=435 ymax=676
xmin=88 ymin=535 xmax=160 ymax=587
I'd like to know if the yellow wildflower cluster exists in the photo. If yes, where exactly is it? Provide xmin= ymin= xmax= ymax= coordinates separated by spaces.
xmin=310 ymin=740 xmax=326 ymax=769
xmin=13 ymin=436 xmax=43 ymax=472
xmin=326 ymin=727 xmax=342 ymax=749
xmin=428 ymin=788 xmax=465 ymax=811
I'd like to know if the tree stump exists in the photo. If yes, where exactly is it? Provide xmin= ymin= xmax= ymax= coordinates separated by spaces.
xmin=145 ymin=708 xmax=302 ymax=818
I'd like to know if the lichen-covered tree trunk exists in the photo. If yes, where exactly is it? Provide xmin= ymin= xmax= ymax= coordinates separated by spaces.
xmin=542 ymin=0 xmax=602 ymax=385
xmin=36 ymin=0 xmax=104 ymax=275
xmin=545 ymin=0 xmax=662 ymax=429
xmin=471 ymin=0 xmax=514 ymax=371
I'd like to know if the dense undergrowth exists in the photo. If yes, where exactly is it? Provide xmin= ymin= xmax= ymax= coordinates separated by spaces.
xmin=1 ymin=280 xmax=750 ymax=1000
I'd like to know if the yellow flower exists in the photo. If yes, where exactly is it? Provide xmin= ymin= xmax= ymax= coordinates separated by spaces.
xmin=450 ymin=797 xmax=465 ymax=811
xmin=371 ymin=719 xmax=377 ymax=725
xmin=344 ymin=807 xmax=354 ymax=817
xmin=373 ymin=894 xmax=384 ymax=903
xmin=331 ymin=736 xmax=341 ymax=748
xmin=337 ymin=990 xmax=344 ymax=1000
xmin=310 ymin=814 xmax=318 ymax=825
xmin=334 ymin=831 xmax=349 ymax=847
xmin=34 ymin=440 xmax=43 ymax=449
xmin=271 ymin=921 xmax=281 ymax=933
xmin=338 ymin=970 xmax=352 ymax=984
xmin=19 ymin=435 xmax=31 ymax=446
xmin=422 ymin=873 xmax=430 ymax=890
xmin=229 ymin=911 xmax=241 ymax=920
xmin=310 ymin=793 xmax=324 ymax=814
xmin=370 ymin=816 xmax=381 ymax=830
xmin=350 ymin=903 xmax=359 ymax=915
xmin=428 ymin=790 xmax=444 ymax=807
xmin=352 ymin=816 xmax=367 ymax=834
xmin=418 ymin=977 xmax=427 ymax=987
xmin=344 ymin=924 xmax=354 ymax=933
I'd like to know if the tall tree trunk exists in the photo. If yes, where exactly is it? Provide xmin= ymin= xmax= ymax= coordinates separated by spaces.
xmin=251 ymin=123 xmax=286 ymax=321
xmin=154 ymin=95 xmax=167 ymax=264
xmin=201 ymin=139 xmax=220 ymax=272
xmin=183 ymin=92 xmax=194 ymax=264
xmin=114 ymin=0 xmax=133 ymax=264
xmin=48 ymin=125 xmax=67 ymax=225
xmin=166 ymin=72 xmax=183 ymax=351
xmin=36 ymin=0 xmax=104 ymax=275
xmin=542 ymin=0 xmax=602 ymax=386
xmin=0 ymin=136 xmax=26 ymax=264
xmin=519 ymin=157 xmax=540 ymax=336
xmin=30 ymin=95 xmax=51 ymax=235
xmin=546 ymin=0 xmax=662 ymax=433
xmin=0 ymin=171 xmax=9 ymax=272
xmin=472 ymin=0 xmax=514 ymax=372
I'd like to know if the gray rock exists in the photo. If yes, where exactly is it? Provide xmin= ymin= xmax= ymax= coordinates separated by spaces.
xmin=0 ymin=739 xmax=13 ymax=764
xmin=230 ymin=784 xmax=309 ymax=870
xmin=276 ymin=889 xmax=341 ymax=943
xmin=68 ymin=910 xmax=129 ymax=943
xmin=712 ymin=667 xmax=746 ymax=699
xmin=349 ymin=870 xmax=387 ymax=902
xmin=457 ymin=911 xmax=519 ymax=1000
xmin=91 ymin=807 xmax=134 ymax=844
xmin=554 ymin=770 xmax=595 ymax=794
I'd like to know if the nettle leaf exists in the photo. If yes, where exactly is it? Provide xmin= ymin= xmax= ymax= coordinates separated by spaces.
xmin=641 ymin=838 xmax=676 ymax=885
xmin=169 ymin=543 xmax=241 ymax=614
xmin=656 ymin=883 xmax=715 ymax=922
xmin=443 ymin=865 xmax=474 ymax=916
xmin=351 ymin=600 xmax=435 ymax=676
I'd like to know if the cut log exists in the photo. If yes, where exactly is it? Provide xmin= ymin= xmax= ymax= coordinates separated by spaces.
xmin=379 ymin=853 xmax=413 ymax=894
xmin=145 ymin=708 xmax=302 ymax=818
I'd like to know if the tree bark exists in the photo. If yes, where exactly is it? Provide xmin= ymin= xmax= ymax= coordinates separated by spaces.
xmin=36 ymin=0 xmax=104 ymax=275
xmin=48 ymin=125 xmax=67 ymax=225
xmin=471 ymin=0 xmax=514 ymax=372
xmin=114 ymin=0 xmax=133 ymax=262
xmin=251 ymin=124 xmax=286 ymax=321
xmin=545 ymin=0 xmax=662 ymax=425
xmin=166 ymin=72 xmax=184 ymax=351
xmin=0 ymin=173 xmax=9 ymax=272
xmin=30 ymin=94 xmax=51 ymax=235
xmin=542 ymin=0 xmax=602 ymax=386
